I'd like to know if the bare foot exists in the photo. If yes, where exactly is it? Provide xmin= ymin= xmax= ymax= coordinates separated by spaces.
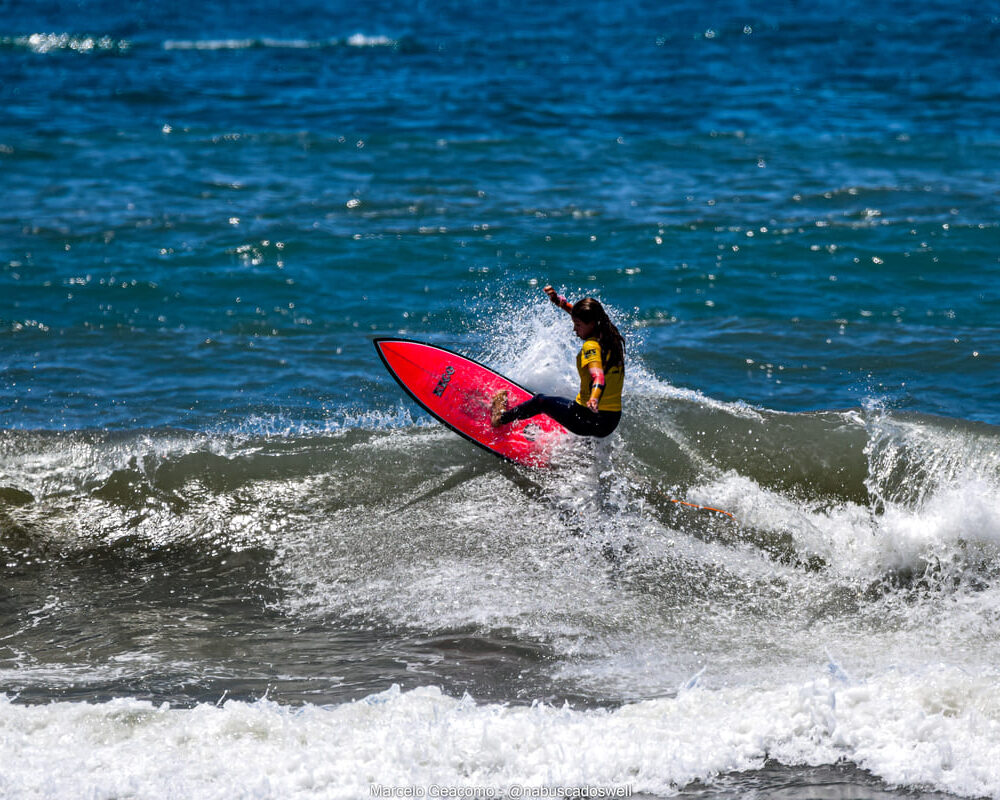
xmin=490 ymin=389 xmax=508 ymax=427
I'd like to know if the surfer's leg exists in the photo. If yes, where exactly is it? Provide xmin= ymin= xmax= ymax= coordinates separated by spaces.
xmin=497 ymin=394 xmax=548 ymax=426
xmin=553 ymin=404 xmax=620 ymax=437
xmin=499 ymin=394 xmax=621 ymax=438
xmin=590 ymin=410 xmax=621 ymax=438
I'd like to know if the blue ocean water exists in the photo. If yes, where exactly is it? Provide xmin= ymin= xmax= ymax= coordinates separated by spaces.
xmin=3 ymin=2 xmax=1000 ymax=798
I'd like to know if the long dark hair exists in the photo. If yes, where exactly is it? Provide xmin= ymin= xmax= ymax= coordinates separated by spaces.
xmin=571 ymin=297 xmax=625 ymax=370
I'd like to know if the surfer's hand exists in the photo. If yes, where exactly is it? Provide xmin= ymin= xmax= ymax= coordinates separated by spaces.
xmin=543 ymin=285 xmax=558 ymax=302
xmin=586 ymin=397 xmax=600 ymax=413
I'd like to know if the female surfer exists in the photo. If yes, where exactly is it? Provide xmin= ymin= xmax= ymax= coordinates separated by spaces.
xmin=491 ymin=286 xmax=625 ymax=438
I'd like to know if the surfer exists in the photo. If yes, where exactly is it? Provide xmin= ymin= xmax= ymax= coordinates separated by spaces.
xmin=491 ymin=286 xmax=625 ymax=438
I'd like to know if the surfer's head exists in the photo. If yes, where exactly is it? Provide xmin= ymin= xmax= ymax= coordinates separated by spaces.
xmin=572 ymin=315 xmax=595 ymax=340
xmin=571 ymin=297 xmax=625 ymax=368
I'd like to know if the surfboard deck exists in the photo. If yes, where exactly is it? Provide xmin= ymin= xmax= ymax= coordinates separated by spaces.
xmin=374 ymin=338 xmax=568 ymax=467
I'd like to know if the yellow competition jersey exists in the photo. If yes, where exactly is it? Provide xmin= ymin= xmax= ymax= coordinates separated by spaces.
xmin=575 ymin=339 xmax=624 ymax=412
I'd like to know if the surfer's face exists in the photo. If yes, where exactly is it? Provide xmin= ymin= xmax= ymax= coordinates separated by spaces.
xmin=572 ymin=316 xmax=595 ymax=340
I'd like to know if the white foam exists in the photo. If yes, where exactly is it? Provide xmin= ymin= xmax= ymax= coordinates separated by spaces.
xmin=696 ymin=449 xmax=1000 ymax=582
xmin=876 ymin=478 xmax=1000 ymax=576
xmin=479 ymin=299 xmax=581 ymax=397
xmin=160 ymin=35 xmax=396 ymax=51
xmin=859 ymin=409 xmax=1000 ymax=576
xmin=163 ymin=38 xmax=258 ymax=50
xmin=346 ymin=33 xmax=396 ymax=48
xmin=6 ymin=33 xmax=129 ymax=53
xmin=0 ymin=429 xmax=231 ymax=498
xmin=690 ymin=471 xmax=884 ymax=575
xmin=2 ymin=664 xmax=999 ymax=799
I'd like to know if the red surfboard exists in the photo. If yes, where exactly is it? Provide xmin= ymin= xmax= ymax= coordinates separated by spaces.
xmin=374 ymin=338 xmax=568 ymax=467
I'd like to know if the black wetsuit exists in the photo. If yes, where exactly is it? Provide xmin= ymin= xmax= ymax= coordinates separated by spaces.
xmin=498 ymin=394 xmax=621 ymax=438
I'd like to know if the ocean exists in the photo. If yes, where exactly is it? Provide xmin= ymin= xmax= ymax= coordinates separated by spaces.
xmin=2 ymin=0 xmax=1000 ymax=797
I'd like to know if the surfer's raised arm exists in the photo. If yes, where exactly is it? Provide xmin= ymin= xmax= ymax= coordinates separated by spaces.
xmin=543 ymin=285 xmax=574 ymax=314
